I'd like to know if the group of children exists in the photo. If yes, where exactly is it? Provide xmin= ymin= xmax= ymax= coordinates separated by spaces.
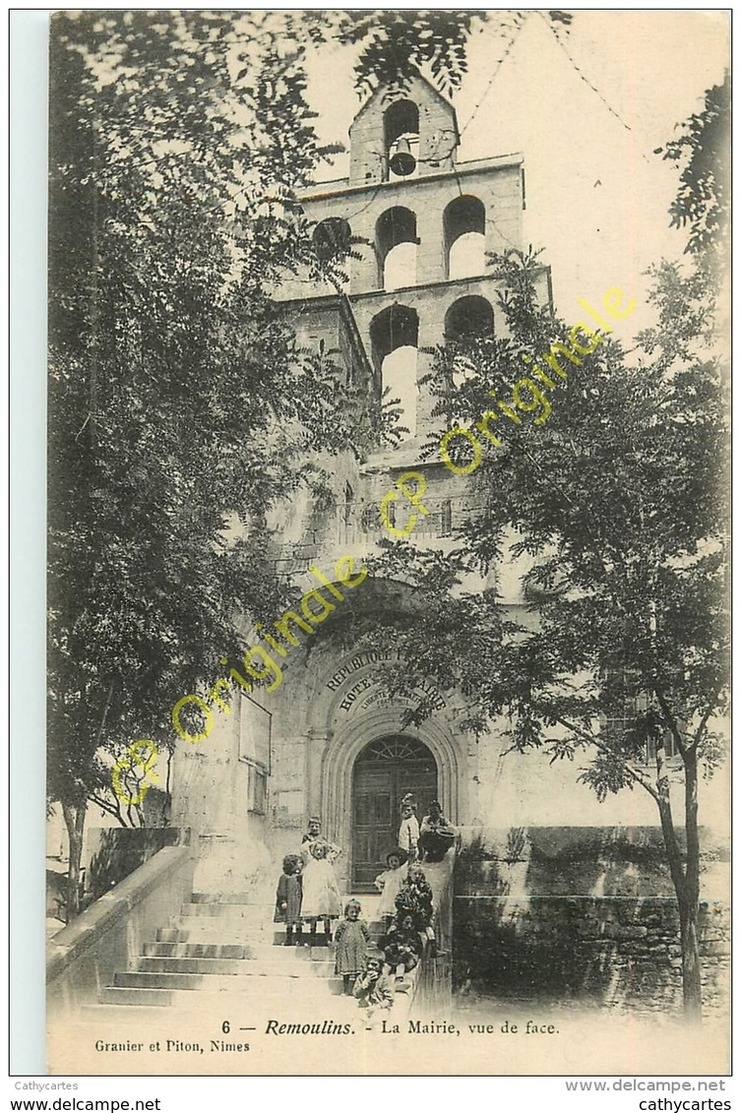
xmin=273 ymin=816 xmax=342 ymax=947
xmin=274 ymin=808 xmax=443 ymax=1013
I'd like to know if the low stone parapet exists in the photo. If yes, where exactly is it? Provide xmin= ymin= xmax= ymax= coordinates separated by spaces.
xmin=47 ymin=845 xmax=194 ymax=1014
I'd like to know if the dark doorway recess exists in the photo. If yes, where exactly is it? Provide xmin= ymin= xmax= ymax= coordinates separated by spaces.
xmin=352 ymin=735 xmax=437 ymax=890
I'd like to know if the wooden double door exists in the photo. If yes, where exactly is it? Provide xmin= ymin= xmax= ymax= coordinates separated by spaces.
xmin=352 ymin=735 xmax=438 ymax=889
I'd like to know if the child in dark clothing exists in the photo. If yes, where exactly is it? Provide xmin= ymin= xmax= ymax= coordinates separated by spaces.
xmin=407 ymin=866 xmax=434 ymax=921
xmin=381 ymin=911 xmax=423 ymax=975
xmin=273 ymin=854 xmax=303 ymax=946
xmin=394 ymin=865 xmax=436 ymax=953
xmin=395 ymin=867 xmax=433 ymax=928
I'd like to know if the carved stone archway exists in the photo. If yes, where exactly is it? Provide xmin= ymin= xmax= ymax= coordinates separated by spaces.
xmin=318 ymin=706 xmax=461 ymax=891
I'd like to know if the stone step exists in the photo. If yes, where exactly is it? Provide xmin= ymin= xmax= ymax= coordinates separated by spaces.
xmin=168 ymin=916 xmax=270 ymax=937
xmin=136 ymin=956 xmax=336 ymax=978
xmin=151 ymin=933 xmax=328 ymax=962
xmin=99 ymin=982 xmax=345 ymax=1008
xmin=173 ymin=916 xmax=268 ymax=933
xmin=272 ymin=930 xmax=331 ymax=946
xmin=144 ymin=942 xmax=255 ymax=960
xmin=191 ymin=892 xmax=266 ymax=905
xmin=137 ymin=957 xmax=263 ymax=976
xmin=248 ymin=942 xmax=336 ymax=963
xmin=114 ymin=969 xmax=329 ymax=991
xmin=100 ymin=986 xmax=173 ymax=1007
xmin=179 ymin=903 xmax=267 ymax=920
xmin=81 ymin=1002 xmax=178 ymax=1019
xmin=157 ymin=921 xmax=266 ymax=943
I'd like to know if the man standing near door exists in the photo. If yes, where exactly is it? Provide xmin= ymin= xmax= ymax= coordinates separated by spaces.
xmin=398 ymin=794 xmax=419 ymax=866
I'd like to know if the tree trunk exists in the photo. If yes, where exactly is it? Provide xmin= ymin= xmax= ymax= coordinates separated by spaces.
xmin=61 ymin=802 xmax=86 ymax=923
xmin=654 ymin=738 xmax=702 ymax=1019
xmin=679 ymin=747 xmax=702 ymax=1018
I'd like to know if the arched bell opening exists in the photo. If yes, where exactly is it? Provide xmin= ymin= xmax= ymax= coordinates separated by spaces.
xmin=352 ymin=735 xmax=438 ymax=889
xmin=444 ymin=295 xmax=494 ymax=343
xmin=375 ymin=206 xmax=418 ymax=291
xmin=384 ymin=99 xmax=420 ymax=181
xmin=370 ymin=304 xmax=419 ymax=439
xmin=444 ymin=195 xmax=486 ymax=279
xmin=312 ymin=217 xmax=352 ymax=264
xmin=443 ymin=296 xmax=494 ymax=423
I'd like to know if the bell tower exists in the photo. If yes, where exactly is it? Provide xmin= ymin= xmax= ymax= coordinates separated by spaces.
xmin=348 ymin=73 xmax=459 ymax=185
xmin=273 ymin=69 xmax=549 ymax=541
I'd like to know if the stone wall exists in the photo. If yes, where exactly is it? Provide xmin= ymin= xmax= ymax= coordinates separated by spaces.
xmin=452 ymin=827 xmax=729 ymax=1017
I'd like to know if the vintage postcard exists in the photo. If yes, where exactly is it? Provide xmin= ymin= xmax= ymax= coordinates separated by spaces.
xmin=45 ymin=10 xmax=730 ymax=1076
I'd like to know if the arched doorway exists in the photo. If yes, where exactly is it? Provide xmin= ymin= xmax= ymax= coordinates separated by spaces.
xmin=352 ymin=735 xmax=437 ymax=889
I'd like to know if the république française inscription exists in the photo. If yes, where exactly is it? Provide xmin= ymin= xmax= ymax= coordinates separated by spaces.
xmin=325 ymin=651 xmax=447 ymax=713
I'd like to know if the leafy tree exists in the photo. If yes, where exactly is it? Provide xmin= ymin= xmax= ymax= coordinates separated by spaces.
xmin=361 ymin=247 xmax=727 ymax=1018
xmin=47 ymin=10 xmax=367 ymax=918
xmin=664 ymin=73 xmax=730 ymax=259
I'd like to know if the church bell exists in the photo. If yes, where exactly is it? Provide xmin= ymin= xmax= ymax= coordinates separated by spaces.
xmin=389 ymin=137 xmax=416 ymax=177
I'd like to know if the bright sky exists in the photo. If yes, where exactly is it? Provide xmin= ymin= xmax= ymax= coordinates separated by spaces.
xmin=303 ymin=10 xmax=729 ymax=334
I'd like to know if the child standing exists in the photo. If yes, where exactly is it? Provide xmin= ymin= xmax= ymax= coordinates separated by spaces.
xmin=273 ymin=854 xmax=303 ymax=946
xmin=374 ymin=848 xmax=408 ymax=929
xmin=398 ymin=794 xmax=419 ymax=865
xmin=301 ymin=838 xmax=342 ymax=943
xmin=333 ymin=899 xmax=370 ymax=994
xmin=395 ymin=865 xmax=436 ymax=953
xmin=397 ymin=865 xmax=434 ymax=926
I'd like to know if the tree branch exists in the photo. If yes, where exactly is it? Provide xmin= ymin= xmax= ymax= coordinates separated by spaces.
xmin=651 ymin=684 xmax=686 ymax=756
xmin=551 ymin=713 xmax=661 ymax=802
xmin=691 ymin=680 xmax=725 ymax=752
xmin=88 ymin=792 xmax=126 ymax=827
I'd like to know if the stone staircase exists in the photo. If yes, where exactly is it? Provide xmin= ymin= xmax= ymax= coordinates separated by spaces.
xmin=96 ymin=891 xmax=387 ymax=1010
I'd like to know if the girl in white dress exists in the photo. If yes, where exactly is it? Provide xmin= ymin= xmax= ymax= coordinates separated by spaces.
xmin=374 ymin=847 xmax=408 ymax=928
xmin=300 ymin=838 xmax=342 ymax=942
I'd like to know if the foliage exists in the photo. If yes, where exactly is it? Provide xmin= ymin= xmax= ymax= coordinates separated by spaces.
xmin=664 ymin=73 xmax=730 ymax=258
xmin=48 ymin=10 xmax=577 ymax=836
xmin=372 ymin=247 xmax=727 ymax=779
xmin=361 ymin=246 xmax=727 ymax=1014
xmin=310 ymin=10 xmax=573 ymax=97
xmin=47 ymin=11 xmax=368 ymax=831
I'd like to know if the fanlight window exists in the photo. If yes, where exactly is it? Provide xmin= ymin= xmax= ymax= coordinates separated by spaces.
xmin=359 ymin=736 xmax=434 ymax=764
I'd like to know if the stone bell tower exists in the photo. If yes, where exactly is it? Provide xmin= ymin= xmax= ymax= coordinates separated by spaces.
xmin=278 ymin=70 xmax=542 ymax=454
